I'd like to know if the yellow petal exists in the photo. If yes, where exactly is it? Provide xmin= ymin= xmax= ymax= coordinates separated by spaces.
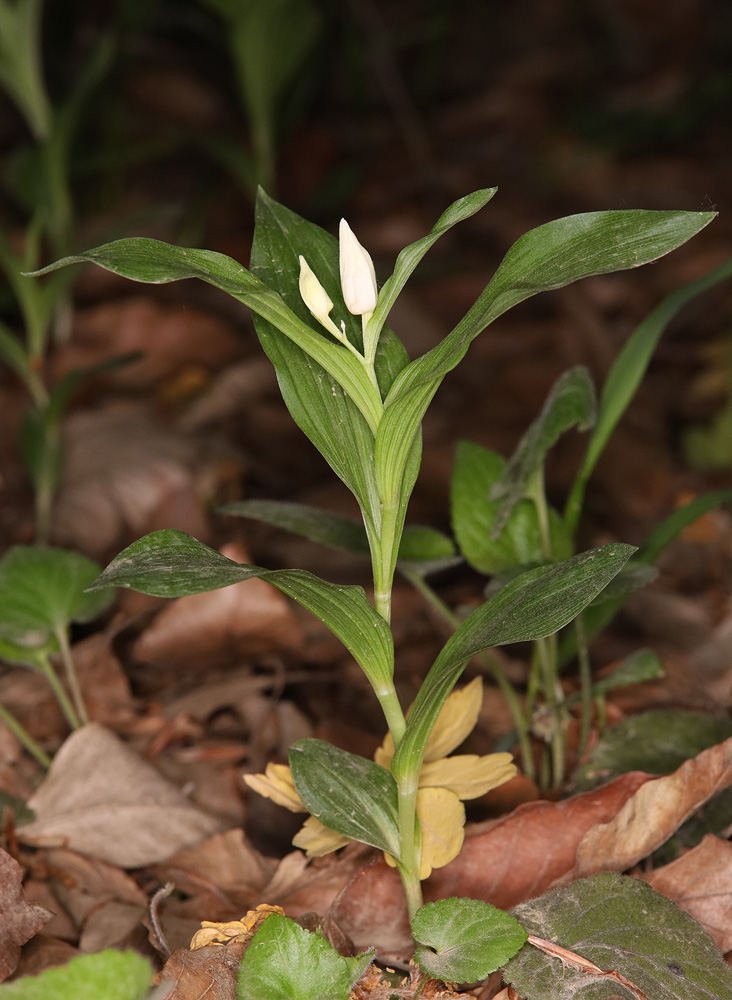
xmin=244 ymin=763 xmax=306 ymax=813
xmin=423 ymin=677 xmax=483 ymax=763
xmin=416 ymin=787 xmax=465 ymax=878
xmin=292 ymin=816 xmax=351 ymax=857
xmin=419 ymin=752 xmax=517 ymax=800
xmin=190 ymin=905 xmax=284 ymax=949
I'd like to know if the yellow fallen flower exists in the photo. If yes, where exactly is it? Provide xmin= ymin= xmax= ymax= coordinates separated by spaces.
xmin=190 ymin=904 xmax=284 ymax=949
xmin=244 ymin=678 xmax=517 ymax=879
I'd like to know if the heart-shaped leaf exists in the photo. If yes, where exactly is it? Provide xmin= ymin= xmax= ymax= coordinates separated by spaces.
xmin=0 ymin=949 xmax=152 ymax=1000
xmin=412 ymin=897 xmax=527 ymax=982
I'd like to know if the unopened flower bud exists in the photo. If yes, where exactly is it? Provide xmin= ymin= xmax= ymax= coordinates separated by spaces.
xmin=298 ymin=255 xmax=334 ymax=326
xmin=339 ymin=219 xmax=377 ymax=316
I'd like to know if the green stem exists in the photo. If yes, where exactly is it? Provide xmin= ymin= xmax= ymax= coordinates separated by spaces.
xmin=0 ymin=702 xmax=51 ymax=769
xmin=38 ymin=654 xmax=81 ymax=730
xmin=396 ymin=774 xmax=423 ymax=920
xmin=536 ymin=633 xmax=564 ymax=788
xmin=377 ymin=686 xmax=406 ymax=745
xmin=55 ymin=626 xmax=88 ymax=725
xmin=403 ymin=568 xmax=535 ymax=781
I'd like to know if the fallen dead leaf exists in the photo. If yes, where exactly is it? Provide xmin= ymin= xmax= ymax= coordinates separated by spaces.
xmin=50 ymin=403 xmax=225 ymax=559
xmin=41 ymin=848 xmax=148 ymax=953
xmin=641 ymin=834 xmax=732 ymax=953
xmin=134 ymin=542 xmax=303 ymax=672
xmin=18 ymin=723 xmax=222 ymax=866
xmin=154 ymin=941 xmax=244 ymax=1000
xmin=565 ymin=735 xmax=732 ymax=882
xmin=0 ymin=849 xmax=53 ymax=981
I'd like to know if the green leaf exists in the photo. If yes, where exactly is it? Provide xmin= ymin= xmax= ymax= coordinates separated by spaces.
xmin=289 ymin=738 xmax=400 ymax=857
xmin=90 ymin=529 xmax=394 ymax=694
xmin=375 ymin=210 xmax=715 ymax=548
xmin=0 ymin=949 xmax=152 ymax=1000
xmin=397 ymin=525 xmax=458 ymax=575
xmin=0 ymin=547 xmax=113 ymax=648
xmin=31 ymin=236 xmax=384 ymax=436
xmin=0 ymin=634 xmax=58 ymax=670
xmin=565 ymin=257 xmax=732 ymax=535
xmin=451 ymin=441 xmax=569 ymax=574
xmin=412 ymin=897 xmax=527 ymax=983
xmin=490 ymin=366 xmax=596 ymax=537
xmin=576 ymin=709 xmax=732 ymax=791
xmin=636 ymin=488 xmax=732 ymax=566
xmin=505 ymin=872 xmax=732 ymax=1000
xmin=220 ymin=499 xmax=370 ymax=557
xmin=590 ymin=648 xmax=664 ymax=696
xmin=238 ymin=912 xmax=373 ymax=1000
xmin=391 ymin=543 xmax=634 ymax=783
xmin=366 ymin=188 xmax=497 ymax=347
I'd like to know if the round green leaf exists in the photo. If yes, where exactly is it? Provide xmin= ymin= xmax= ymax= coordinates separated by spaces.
xmin=413 ymin=897 xmax=527 ymax=983
xmin=0 ymin=547 xmax=113 ymax=647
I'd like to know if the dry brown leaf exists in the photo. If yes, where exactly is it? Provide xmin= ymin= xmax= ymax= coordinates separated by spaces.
xmin=50 ymin=404 xmax=223 ymax=559
xmin=133 ymin=541 xmax=303 ymax=672
xmin=155 ymin=942 xmax=244 ymax=1000
xmin=0 ymin=849 xmax=53 ymax=981
xmin=565 ymin=736 xmax=732 ymax=882
xmin=641 ymin=834 xmax=732 ymax=952
xmin=18 ymin=723 xmax=221 ymax=866
xmin=54 ymin=298 xmax=241 ymax=390
xmin=41 ymin=848 xmax=148 ymax=953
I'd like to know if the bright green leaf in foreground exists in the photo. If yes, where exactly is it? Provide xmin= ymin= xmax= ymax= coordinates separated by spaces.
xmin=0 ymin=547 xmax=113 ymax=647
xmin=412 ymin=897 xmax=527 ymax=983
xmin=505 ymin=872 xmax=732 ymax=1000
xmin=238 ymin=912 xmax=373 ymax=1000
xmin=0 ymin=949 xmax=152 ymax=1000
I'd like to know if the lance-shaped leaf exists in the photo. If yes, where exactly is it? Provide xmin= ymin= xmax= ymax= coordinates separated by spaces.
xmin=30 ymin=235 xmax=384 ymax=436
xmin=391 ymin=543 xmax=635 ymax=783
xmin=374 ymin=210 xmax=715 ymax=544
xmin=89 ymin=529 xmax=394 ymax=693
xmin=565 ymin=256 xmax=732 ymax=535
xmin=412 ymin=898 xmax=527 ymax=982
xmin=366 ymin=187 xmax=497 ymax=347
xmin=221 ymin=498 xmax=457 ymax=574
xmin=489 ymin=366 xmax=596 ymax=538
xmin=289 ymin=739 xmax=400 ymax=857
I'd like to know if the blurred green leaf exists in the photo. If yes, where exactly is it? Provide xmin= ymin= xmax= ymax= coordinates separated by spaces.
xmin=0 ymin=948 xmax=152 ymax=1000
xmin=576 ymin=709 xmax=732 ymax=790
xmin=0 ymin=547 xmax=113 ymax=648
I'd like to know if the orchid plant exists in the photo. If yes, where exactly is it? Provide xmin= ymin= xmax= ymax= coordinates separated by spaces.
xmin=32 ymin=188 xmax=714 ymax=978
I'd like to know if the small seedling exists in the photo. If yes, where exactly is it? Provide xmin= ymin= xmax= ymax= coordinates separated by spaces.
xmin=0 ymin=546 xmax=114 ymax=756
xmin=32 ymin=188 xmax=715 ymax=979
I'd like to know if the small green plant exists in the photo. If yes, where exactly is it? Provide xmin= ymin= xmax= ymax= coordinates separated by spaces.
xmin=32 ymin=188 xmax=717 ymax=979
xmin=0 ymin=948 xmax=153 ymax=1000
xmin=0 ymin=546 xmax=114 ymax=762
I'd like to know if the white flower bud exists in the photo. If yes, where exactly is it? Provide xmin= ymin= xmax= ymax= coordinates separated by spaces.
xmin=298 ymin=255 xmax=334 ymax=325
xmin=339 ymin=219 xmax=377 ymax=316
